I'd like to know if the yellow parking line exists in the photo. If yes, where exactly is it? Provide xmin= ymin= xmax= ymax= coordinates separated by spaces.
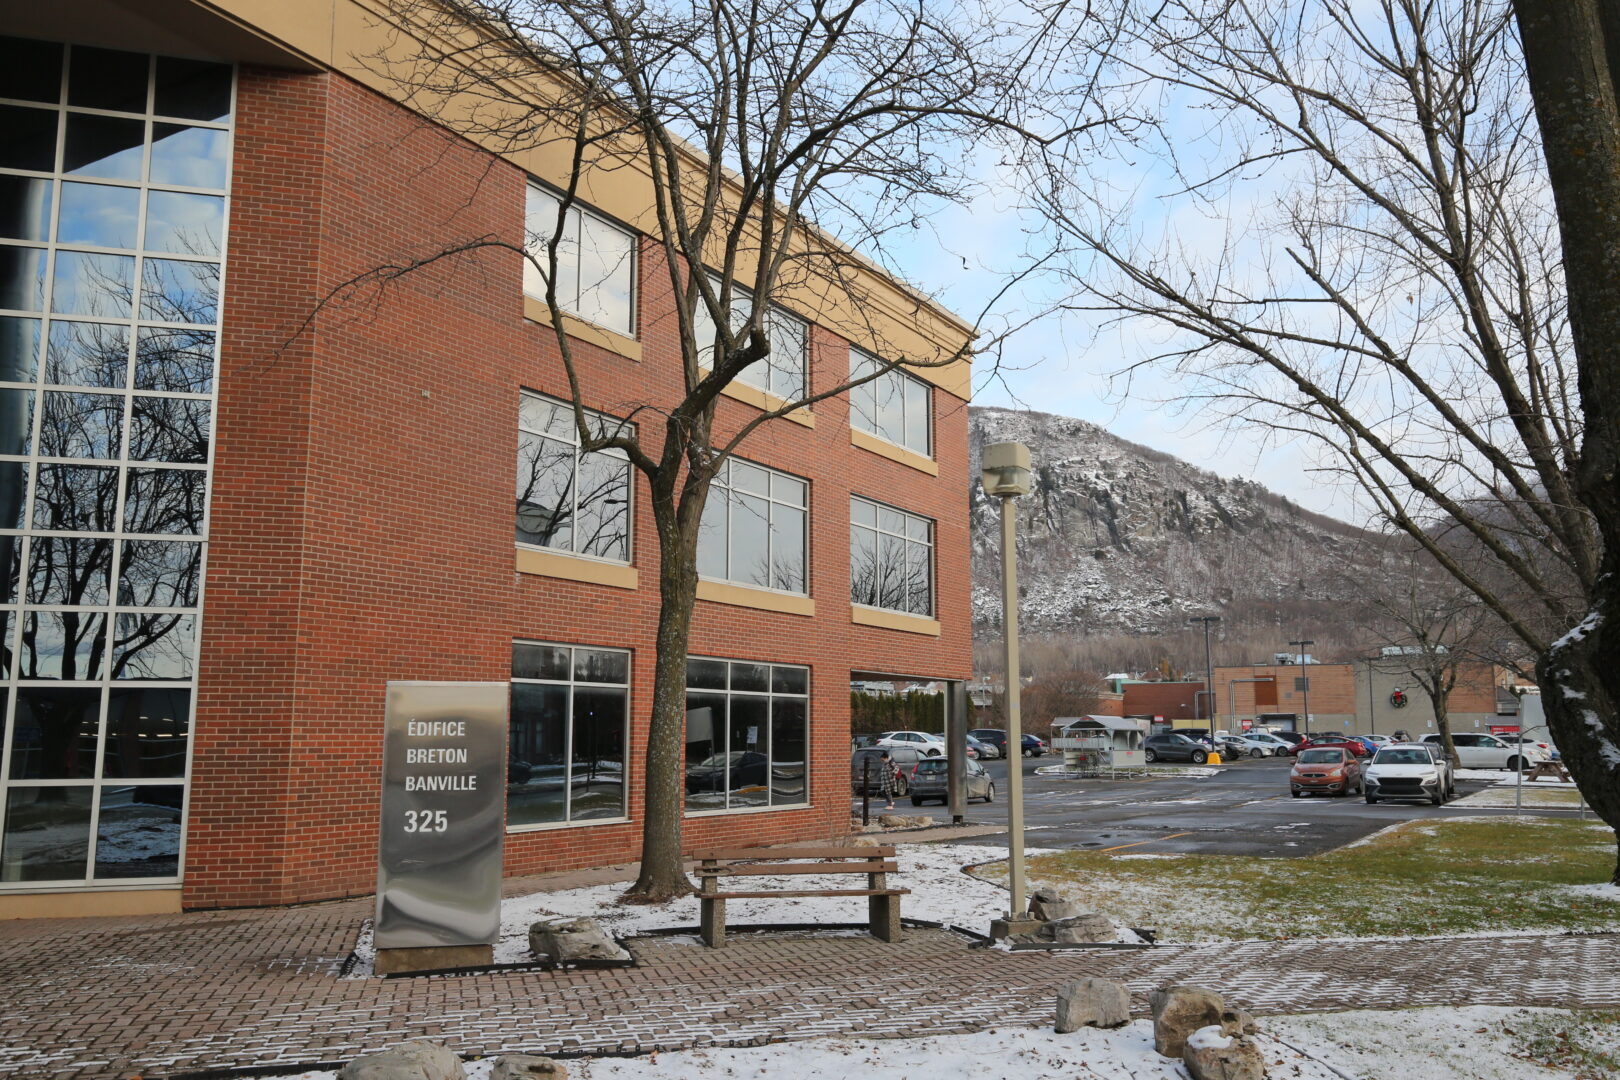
xmin=1098 ymin=831 xmax=1192 ymax=853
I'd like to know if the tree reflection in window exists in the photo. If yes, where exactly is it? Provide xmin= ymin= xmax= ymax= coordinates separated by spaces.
xmin=850 ymin=496 xmax=933 ymax=616
xmin=516 ymin=392 xmax=632 ymax=561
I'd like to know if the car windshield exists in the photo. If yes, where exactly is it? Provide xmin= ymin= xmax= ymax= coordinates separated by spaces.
xmin=1297 ymin=749 xmax=1344 ymax=764
xmin=1374 ymin=749 xmax=1431 ymax=765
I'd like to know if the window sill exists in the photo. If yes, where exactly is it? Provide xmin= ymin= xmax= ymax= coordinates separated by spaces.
xmin=698 ymin=367 xmax=814 ymax=427
xmin=685 ymin=801 xmax=811 ymax=819
xmin=508 ymin=816 xmax=631 ymax=834
xmin=850 ymin=428 xmax=938 ymax=475
xmin=695 ymin=579 xmax=815 ymax=617
xmin=524 ymin=296 xmax=643 ymax=362
xmin=516 ymin=546 xmax=639 ymax=590
xmin=850 ymin=604 xmax=941 ymax=636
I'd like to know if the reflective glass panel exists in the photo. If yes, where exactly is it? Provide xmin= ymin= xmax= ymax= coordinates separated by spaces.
xmin=0 ymin=535 xmax=18 ymax=604
xmin=0 ymin=460 xmax=25 ymax=529
xmin=93 ymin=784 xmax=182 ymax=878
xmin=574 ymin=450 xmax=629 ymax=561
xmin=511 ymin=641 xmax=570 ymax=682
xmin=0 ymin=245 xmax=46 ymax=312
xmin=110 ymin=613 xmax=195 ymax=680
xmin=133 ymin=327 xmax=213 ymax=392
xmin=144 ymin=190 xmax=223 ymax=256
xmin=149 ymin=124 xmax=229 ymax=189
xmin=0 ymin=315 xmax=41 ymax=382
xmin=63 ymin=114 xmax=145 ymax=181
xmin=139 ymin=258 xmax=217 ymax=323
xmin=771 ymin=698 xmax=807 ymax=805
xmin=26 ymin=534 xmax=113 ymax=604
xmin=128 ymin=395 xmax=209 ymax=463
xmin=769 ymin=502 xmax=805 ymax=593
xmin=56 ymin=182 xmax=141 ymax=250
xmin=9 ymin=686 xmax=101 ymax=778
xmin=47 ymin=320 xmax=129 ymax=388
xmin=683 ymin=691 xmax=726 ymax=812
xmin=103 ymin=688 xmax=189 ymax=777
xmin=686 ymin=658 xmax=727 ymax=690
xmin=122 ymin=468 xmax=205 ymax=534
xmin=696 ymin=489 xmax=727 ymax=579
xmin=2 ymin=785 xmax=92 ymax=882
xmin=117 ymin=539 xmax=202 ymax=607
xmin=0 ymin=105 xmax=59 ymax=172
xmin=506 ymin=681 xmax=568 ymax=827
xmin=727 ymin=695 xmax=769 ymax=808
xmin=731 ymin=492 xmax=770 ymax=588
xmin=38 ymin=391 xmax=123 ymax=459
xmin=515 ymin=430 xmax=574 ymax=551
xmin=0 ymin=37 xmax=64 ymax=104
xmin=730 ymin=662 xmax=769 ymax=692
xmin=570 ymin=686 xmax=626 ymax=819
xmin=771 ymin=665 xmax=808 ymax=695
xmin=0 ymin=174 xmax=53 ymax=242
xmin=67 ymin=46 xmax=148 ymax=112
xmin=154 ymin=57 xmax=231 ymax=122
xmin=0 ymin=387 xmax=34 ymax=457
xmin=573 ymin=648 xmax=628 ymax=685
xmin=16 ymin=610 xmax=106 ymax=680
xmin=31 ymin=464 xmax=119 ymax=531
xmin=51 ymin=250 xmax=135 ymax=318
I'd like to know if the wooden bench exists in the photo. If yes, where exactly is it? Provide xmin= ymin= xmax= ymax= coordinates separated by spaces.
xmin=691 ymin=845 xmax=909 ymax=948
xmin=1522 ymin=760 xmax=1571 ymax=783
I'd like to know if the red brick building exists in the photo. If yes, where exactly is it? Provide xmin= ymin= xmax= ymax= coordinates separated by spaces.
xmin=0 ymin=3 xmax=974 ymax=915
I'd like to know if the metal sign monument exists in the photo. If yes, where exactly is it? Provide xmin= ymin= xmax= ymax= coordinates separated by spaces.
xmin=376 ymin=682 xmax=507 ymax=957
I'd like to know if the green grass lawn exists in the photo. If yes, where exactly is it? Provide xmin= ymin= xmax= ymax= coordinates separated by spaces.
xmin=985 ymin=817 xmax=1620 ymax=941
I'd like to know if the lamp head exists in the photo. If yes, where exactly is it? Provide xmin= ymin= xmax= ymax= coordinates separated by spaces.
xmin=981 ymin=441 xmax=1032 ymax=497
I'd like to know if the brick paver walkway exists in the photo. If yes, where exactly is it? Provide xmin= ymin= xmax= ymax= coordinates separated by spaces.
xmin=1 ymin=896 xmax=1617 ymax=1079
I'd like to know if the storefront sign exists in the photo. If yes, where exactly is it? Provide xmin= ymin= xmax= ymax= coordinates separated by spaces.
xmin=376 ymin=682 xmax=507 ymax=950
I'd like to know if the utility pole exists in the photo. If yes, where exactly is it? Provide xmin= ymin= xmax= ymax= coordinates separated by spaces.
xmin=1189 ymin=616 xmax=1221 ymax=750
xmin=1289 ymin=638 xmax=1315 ymax=735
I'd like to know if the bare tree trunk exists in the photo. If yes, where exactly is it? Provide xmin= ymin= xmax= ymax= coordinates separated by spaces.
xmin=1428 ymin=692 xmax=1460 ymax=770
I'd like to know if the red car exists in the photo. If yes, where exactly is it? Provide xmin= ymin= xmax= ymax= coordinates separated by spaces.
xmin=1289 ymin=735 xmax=1372 ymax=758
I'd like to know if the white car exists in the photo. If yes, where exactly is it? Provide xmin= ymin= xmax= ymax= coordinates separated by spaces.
xmin=1218 ymin=734 xmax=1277 ymax=759
xmin=1421 ymin=732 xmax=1548 ymax=770
xmin=1365 ymin=743 xmax=1454 ymax=804
xmin=1238 ymin=731 xmax=1294 ymax=756
xmin=875 ymin=731 xmax=946 ymax=757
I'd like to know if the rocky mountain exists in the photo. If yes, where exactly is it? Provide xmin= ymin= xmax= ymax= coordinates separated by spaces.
xmin=968 ymin=406 xmax=1383 ymax=638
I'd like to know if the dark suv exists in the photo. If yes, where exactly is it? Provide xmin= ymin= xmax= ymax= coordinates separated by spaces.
xmin=851 ymin=746 xmax=924 ymax=796
xmin=1143 ymin=733 xmax=1209 ymax=764
xmin=908 ymin=757 xmax=994 ymax=805
xmin=969 ymin=728 xmax=1008 ymax=757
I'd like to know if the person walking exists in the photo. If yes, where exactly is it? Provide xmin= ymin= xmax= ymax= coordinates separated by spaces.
xmin=877 ymin=750 xmax=897 ymax=809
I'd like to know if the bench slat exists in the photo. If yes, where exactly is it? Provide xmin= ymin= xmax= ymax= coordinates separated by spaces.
xmin=704 ymin=861 xmax=896 ymax=877
xmin=696 ymin=889 xmax=910 ymax=900
xmin=694 ymin=846 xmax=895 ymax=860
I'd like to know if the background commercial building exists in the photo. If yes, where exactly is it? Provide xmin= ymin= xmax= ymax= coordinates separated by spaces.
xmin=1214 ymin=658 xmax=1509 ymax=736
xmin=0 ymin=1 xmax=974 ymax=915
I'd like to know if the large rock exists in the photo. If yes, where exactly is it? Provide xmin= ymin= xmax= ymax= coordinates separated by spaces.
xmin=1221 ymin=1008 xmax=1260 ymax=1038
xmin=528 ymin=917 xmax=629 ymax=963
xmin=338 ymin=1041 xmax=465 ymax=1080
xmin=491 ymin=1055 xmax=569 ymax=1080
xmin=1151 ymin=985 xmax=1226 ymax=1058
xmin=1030 ymin=888 xmax=1084 ymax=922
xmin=1038 ymin=913 xmax=1118 ymax=943
xmin=1183 ymin=1025 xmax=1267 ymax=1080
xmin=1054 ymin=978 xmax=1131 ymax=1032
xmin=876 ymin=814 xmax=931 ymax=828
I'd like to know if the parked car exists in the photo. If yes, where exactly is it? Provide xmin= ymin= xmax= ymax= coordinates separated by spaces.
xmin=1218 ymin=734 xmax=1275 ymax=759
xmin=1357 ymin=734 xmax=1394 ymax=748
xmin=1240 ymin=731 xmax=1295 ymax=756
xmin=1364 ymin=743 xmax=1453 ymax=805
xmin=1290 ymin=747 xmax=1364 ymax=797
xmin=1142 ymin=733 xmax=1209 ymax=764
xmin=909 ymin=756 xmax=995 ymax=805
xmin=1021 ymin=733 xmax=1048 ymax=757
xmin=850 ymin=733 xmax=881 ymax=750
xmin=875 ymin=730 xmax=946 ymax=756
xmin=1494 ymin=733 xmax=1559 ymax=760
xmin=966 ymin=734 xmax=996 ymax=759
xmin=686 ymin=751 xmax=768 ymax=793
xmin=1290 ymin=734 xmax=1373 ymax=758
xmin=1421 ymin=732 xmax=1548 ymax=771
xmin=970 ymin=728 xmax=1009 ymax=757
xmin=850 ymin=746 xmax=924 ymax=796
xmin=1268 ymin=730 xmax=1307 ymax=747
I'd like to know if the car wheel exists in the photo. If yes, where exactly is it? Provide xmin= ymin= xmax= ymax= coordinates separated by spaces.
xmin=895 ymin=777 xmax=908 ymax=797
xmin=1145 ymin=748 xmax=1158 ymax=763
xmin=1507 ymin=755 xmax=1524 ymax=772
xmin=1191 ymin=750 xmax=1208 ymax=764
xmin=1291 ymin=789 xmax=1303 ymax=798
xmin=984 ymin=783 xmax=995 ymax=803
xmin=1365 ymin=794 xmax=1379 ymax=804
xmin=1430 ymin=788 xmax=1443 ymax=806
xmin=911 ymin=796 xmax=922 ymax=806
xmin=1250 ymin=748 xmax=1264 ymax=759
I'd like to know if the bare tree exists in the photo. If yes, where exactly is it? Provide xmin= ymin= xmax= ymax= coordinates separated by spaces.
xmin=1036 ymin=0 xmax=1620 ymax=878
xmin=329 ymin=0 xmax=1090 ymax=899
xmin=1022 ymin=668 xmax=1105 ymax=732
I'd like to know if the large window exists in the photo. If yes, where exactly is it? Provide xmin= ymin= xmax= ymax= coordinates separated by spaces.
xmin=684 ymin=657 xmax=808 ymax=812
xmin=516 ymin=392 xmax=633 ymax=562
xmin=691 ymin=277 xmax=808 ymax=402
xmin=508 ymin=641 xmax=629 ymax=827
xmin=849 ymin=349 xmax=931 ymax=456
xmin=0 ymin=37 xmax=232 ymax=886
xmin=523 ymin=183 xmax=636 ymax=336
xmin=696 ymin=458 xmax=807 ymax=594
xmin=851 ymin=496 xmax=933 ymax=616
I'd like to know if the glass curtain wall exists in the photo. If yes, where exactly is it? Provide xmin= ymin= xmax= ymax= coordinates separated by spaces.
xmin=684 ymin=657 xmax=809 ymax=813
xmin=0 ymin=37 xmax=231 ymax=886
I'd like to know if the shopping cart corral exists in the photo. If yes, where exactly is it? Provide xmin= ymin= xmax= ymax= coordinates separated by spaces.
xmin=1051 ymin=715 xmax=1149 ymax=777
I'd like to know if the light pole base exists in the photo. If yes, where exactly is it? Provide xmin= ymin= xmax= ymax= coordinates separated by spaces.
xmin=990 ymin=913 xmax=1043 ymax=941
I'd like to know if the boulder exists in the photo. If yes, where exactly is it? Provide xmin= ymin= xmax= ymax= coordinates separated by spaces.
xmin=338 ymin=1041 xmax=464 ymax=1080
xmin=845 ymin=835 xmax=883 ymax=848
xmin=1151 ymin=985 xmax=1226 ymax=1058
xmin=1030 ymin=888 xmax=1084 ymax=922
xmin=528 ymin=917 xmax=629 ymax=963
xmin=491 ymin=1055 xmax=569 ymax=1080
xmin=1183 ymin=1025 xmax=1267 ymax=1080
xmin=1220 ymin=1008 xmax=1260 ymax=1038
xmin=1054 ymin=978 xmax=1132 ymax=1032
xmin=876 ymin=814 xmax=931 ymax=828
xmin=1038 ymin=913 xmax=1118 ymax=943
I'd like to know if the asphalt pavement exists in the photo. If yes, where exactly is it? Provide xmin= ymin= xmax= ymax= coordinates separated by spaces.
xmin=853 ymin=753 xmax=1574 ymax=857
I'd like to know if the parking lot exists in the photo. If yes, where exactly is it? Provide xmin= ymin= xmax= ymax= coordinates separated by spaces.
xmin=853 ymin=753 xmax=1577 ymax=857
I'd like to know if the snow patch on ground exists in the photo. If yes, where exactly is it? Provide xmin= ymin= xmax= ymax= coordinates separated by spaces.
xmin=1568 ymin=883 xmax=1620 ymax=902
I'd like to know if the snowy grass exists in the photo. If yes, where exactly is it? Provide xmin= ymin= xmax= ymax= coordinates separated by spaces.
xmin=1449 ymin=786 xmax=1586 ymax=808
xmin=987 ymin=817 xmax=1620 ymax=942
xmin=261 ymin=1006 xmax=1620 ymax=1080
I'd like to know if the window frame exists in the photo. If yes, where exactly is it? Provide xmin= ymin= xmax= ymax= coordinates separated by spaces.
xmin=848 ymin=348 xmax=932 ymax=458
xmin=692 ymin=273 xmax=809 ymax=403
xmin=850 ymin=494 xmax=935 ymax=617
xmin=507 ymin=639 xmax=632 ymax=831
xmin=515 ymin=390 xmax=635 ymax=565
xmin=523 ymin=181 xmax=638 ymax=338
xmin=683 ymin=655 xmax=811 ymax=815
xmin=696 ymin=457 xmax=810 ymax=596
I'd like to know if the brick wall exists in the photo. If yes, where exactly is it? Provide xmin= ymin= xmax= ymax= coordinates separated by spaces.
xmin=187 ymin=67 xmax=972 ymax=908
xmin=1121 ymin=682 xmax=1206 ymax=721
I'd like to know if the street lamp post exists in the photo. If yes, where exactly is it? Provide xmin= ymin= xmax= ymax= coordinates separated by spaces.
xmin=982 ymin=441 xmax=1033 ymax=935
xmin=1189 ymin=616 xmax=1221 ymax=750
xmin=1289 ymin=638 xmax=1315 ymax=735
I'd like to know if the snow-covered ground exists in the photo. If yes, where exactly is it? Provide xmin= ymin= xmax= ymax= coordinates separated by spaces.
xmin=261 ymin=1006 xmax=1619 ymax=1080
xmin=349 ymin=843 xmax=1141 ymax=975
